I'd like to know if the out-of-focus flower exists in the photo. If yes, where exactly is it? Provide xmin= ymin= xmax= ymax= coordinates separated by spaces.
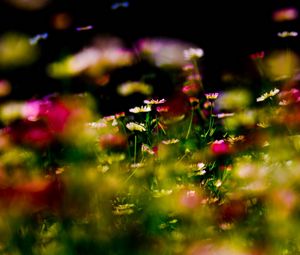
xmin=250 ymin=51 xmax=265 ymax=60
xmin=156 ymin=105 xmax=170 ymax=112
xmin=277 ymin=31 xmax=298 ymax=38
xmin=180 ymin=190 xmax=202 ymax=209
xmin=182 ymin=83 xmax=201 ymax=96
xmin=22 ymin=123 xmax=53 ymax=148
xmin=0 ymin=80 xmax=11 ymax=97
xmin=183 ymin=48 xmax=204 ymax=61
xmin=126 ymin=122 xmax=146 ymax=132
xmin=117 ymin=81 xmax=153 ymax=96
xmin=136 ymin=38 xmax=196 ymax=67
xmin=0 ymin=177 xmax=62 ymax=212
xmin=51 ymin=12 xmax=72 ymax=30
xmin=129 ymin=105 xmax=151 ymax=113
xmin=141 ymin=144 xmax=155 ymax=155
xmin=210 ymin=140 xmax=231 ymax=155
xmin=217 ymin=112 xmax=234 ymax=118
xmin=8 ymin=120 xmax=54 ymax=148
xmin=99 ymin=133 xmax=127 ymax=150
xmin=265 ymin=50 xmax=300 ymax=80
xmin=256 ymin=88 xmax=280 ymax=102
xmin=0 ymin=102 xmax=23 ymax=123
xmin=273 ymin=7 xmax=298 ymax=22
xmin=144 ymin=98 xmax=166 ymax=105
xmin=218 ymin=199 xmax=247 ymax=223
xmin=278 ymin=88 xmax=300 ymax=105
xmin=0 ymin=33 xmax=38 ymax=68
xmin=189 ymin=97 xmax=200 ymax=108
xmin=48 ymin=37 xmax=133 ymax=78
xmin=182 ymin=63 xmax=194 ymax=72
xmin=5 ymin=0 xmax=49 ymax=10
xmin=216 ymin=89 xmax=251 ymax=110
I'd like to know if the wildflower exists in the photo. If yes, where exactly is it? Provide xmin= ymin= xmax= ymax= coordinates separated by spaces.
xmin=21 ymin=100 xmax=41 ymax=121
xmin=22 ymin=124 xmax=53 ymax=148
xmin=217 ymin=113 xmax=234 ymax=118
xmin=182 ymin=63 xmax=194 ymax=72
xmin=87 ymin=121 xmax=107 ymax=129
xmin=162 ymin=139 xmax=179 ymax=145
xmin=115 ymin=112 xmax=125 ymax=118
xmin=205 ymin=92 xmax=219 ymax=100
xmin=265 ymin=51 xmax=299 ymax=80
xmin=117 ymin=81 xmax=153 ymax=96
xmin=215 ymin=180 xmax=222 ymax=187
xmin=189 ymin=97 xmax=199 ymax=104
xmin=227 ymin=135 xmax=245 ymax=144
xmin=210 ymin=140 xmax=231 ymax=155
xmin=103 ymin=115 xmax=115 ymax=121
xmin=141 ymin=144 xmax=155 ymax=155
xmin=0 ymin=33 xmax=38 ymax=68
xmin=6 ymin=0 xmax=49 ymax=10
xmin=129 ymin=105 xmax=151 ymax=113
xmin=183 ymin=48 xmax=204 ymax=61
xmin=113 ymin=204 xmax=134 ymax=215
xmin=256 ymin=88 xmax=280 ymax=102
xmin=180 ymin=189 xmax=201 ymax=209
xmin=277 ymin=31 xmax=298 ymax=38
xmin=257 ymin=122 xmax=269 ymax=128
xmin=0 ymin=102 xmax=24 ymax=123
xmin=216 ymin=89 xmax=251 ymax=110
xmin=0 ymin=80 xmax=11 ymax=97
xmin=278 ymin=88 xmax=300 ymax=105
xmin=197 ymin=162 xmax=205 ymax=170
xmin=182 ymin=83 xmax=201 ymax=96
xmin=126 ymin=122 xmax=146 ymax=132
xmin=143 ymin=98 xmax=166 ymax=105
xmin=273 ymin=7 xmax=298 ymax=22
xmin=156 ymin=105 xmax=170 ymax=112
xmin=137 ymin=38 xmax=196 ymax=67
xmin=187 ymin=74 xmax=201 ymax=81
xmin=99 ymin=133 xmax=127 ymax=150
xmin=48 ymin=37 xmax=133 ymax=78
xmin=250 ymin=51 xmax=265 ymax=60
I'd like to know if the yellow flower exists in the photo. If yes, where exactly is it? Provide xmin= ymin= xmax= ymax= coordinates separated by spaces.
xmin=117 ymin=82 xmax=153 ymax=96
xmin=205 ymin=93 xmax=219 ymax=100
xmin=126 ymin=122 xmax=146 ymax=132
xmin=256 ymin=88 xmax=280 ymax=102
xmin=143 ymin=98 xmax=166 ymax=105
xmin=129 ymin=105 xmax=151 ymax=113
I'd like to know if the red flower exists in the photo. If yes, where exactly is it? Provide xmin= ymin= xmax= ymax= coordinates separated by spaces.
xmin=99 ymin=133 xmax=127 ymax=150
xmin=0 ymin=178 xmax=63 ymax=213
xmin=210 ymin=140 xmax=231 ymax=155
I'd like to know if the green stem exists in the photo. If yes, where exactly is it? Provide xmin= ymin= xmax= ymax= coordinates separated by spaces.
xmin=134 ymin=135 xmax=137 ymax=164
xmin=185 ymin=108 xmax=194 ymax=140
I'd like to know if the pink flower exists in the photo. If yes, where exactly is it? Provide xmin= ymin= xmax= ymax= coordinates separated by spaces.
xmin=39 ymin=100 xmax=71 ymax=133
xmin=182 ymin=83 xmax=200 ymax=96
xmin=180 ymin=190 xmax=201 ymax=209
xmin=210 ymin=140 xmax=231 ymax=155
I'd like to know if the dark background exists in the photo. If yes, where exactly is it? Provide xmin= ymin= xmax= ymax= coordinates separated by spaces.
xmin=0 ymin=0 xmax=299 ymax=112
